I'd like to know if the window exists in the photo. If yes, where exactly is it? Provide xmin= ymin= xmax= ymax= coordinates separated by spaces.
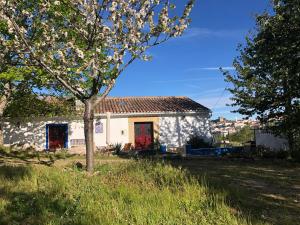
xmin=70 ymin=139 xmax=85 ymax=146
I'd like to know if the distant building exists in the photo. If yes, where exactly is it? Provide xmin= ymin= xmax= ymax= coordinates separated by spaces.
xmin=211 ymin=117 xmax=260 ymax=136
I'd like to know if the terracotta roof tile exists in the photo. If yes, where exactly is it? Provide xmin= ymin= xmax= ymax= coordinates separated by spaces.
xmin=94 ymin=96 xmax=210 ymax=114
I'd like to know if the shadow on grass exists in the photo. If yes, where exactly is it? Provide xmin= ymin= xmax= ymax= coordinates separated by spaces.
xmin=0 ymin=165 xmax=79 ymax=225
xmin=152 ymin=157 xmax=300 ymax=225
xmin=0 ymin=191 xmax=76 ymax=224
xmin=0 ymin=147 xmax=76 ymax=166
xmin=0 ymin=164 xmax=32 ymax=181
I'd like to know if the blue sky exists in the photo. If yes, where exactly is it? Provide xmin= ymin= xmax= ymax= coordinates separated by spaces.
xmin=110 ymin=0 xmax=271 ymax=119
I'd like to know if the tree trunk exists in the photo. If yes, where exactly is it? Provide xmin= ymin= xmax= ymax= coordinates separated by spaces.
xmin=287 ymin=130 xmax=295 ymax=152
xmin=283 ymin=78 xmax=295 ymax=152
xmin=0 ymin=95 xmax=8 ymax=146
xmin=83 ymin=99 xmax=95 ymax=173
xmin=0 ymin=83 xmax=13 ymax=146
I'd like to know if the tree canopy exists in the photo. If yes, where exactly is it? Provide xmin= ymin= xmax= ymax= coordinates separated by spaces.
xmin=224 ymin=0 xmax=300 ymax=150
xmin=1 ymin=14 xmax=69 ymax=117
xmin=0 ymin=0 xmax=194 ymax=103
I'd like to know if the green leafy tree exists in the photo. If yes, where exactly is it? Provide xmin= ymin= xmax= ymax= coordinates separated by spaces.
xmin=0 ymin=18 xmax=68 ymax=144
xmin=224 ymin=0 xmax=300 ymax=151
xmin=227 ymin=126 xmax=254 ymax=145
xmin=0 ymin=0 xmax=195 ymax=172
xmin=0 ymin=67 xmax=71 ymax=144
xmin=3 ymin=91 xmax=73 ymax=118
xmin=0 ymin=41 xmax=70 ymax=119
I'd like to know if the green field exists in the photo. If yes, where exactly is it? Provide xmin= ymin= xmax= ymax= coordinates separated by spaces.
xmin=0 ymin=148 xmax=299 ymax=225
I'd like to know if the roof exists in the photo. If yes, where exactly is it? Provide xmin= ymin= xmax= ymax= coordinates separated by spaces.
xmin=94 ymin=96 xmax=210 ymax=114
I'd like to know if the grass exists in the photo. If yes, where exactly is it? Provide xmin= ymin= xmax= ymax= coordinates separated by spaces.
xmin=0 ymin=147 xmax=299 ymax=225
xmin=0 ymin=149 xmax=249 ymax=225
xmin=0 ymin=146 xmax=75 ymax=166
xmin=169 ymin=158 xmax=300 ymax=225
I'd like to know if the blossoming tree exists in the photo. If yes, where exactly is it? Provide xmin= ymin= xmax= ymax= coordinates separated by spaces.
xmin=0 ymin=0 xmax=195 ymax=172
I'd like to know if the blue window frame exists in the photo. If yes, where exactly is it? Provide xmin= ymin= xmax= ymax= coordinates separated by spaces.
xmin=45 ymin=124 xmax=68 ymax=150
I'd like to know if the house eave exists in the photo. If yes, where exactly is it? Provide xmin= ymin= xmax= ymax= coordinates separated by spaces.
xmin=95 ymin=110 xmax=210 ymax=118
xmin=1 ymin=110 xmax=211 ymax=123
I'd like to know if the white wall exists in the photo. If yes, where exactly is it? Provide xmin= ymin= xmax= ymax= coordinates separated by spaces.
xmin=94 ymin=117 xmax=129 ymax=147
xmin=159 ymin=114 xmax=212 ymax=147
xmin=255 ymin=130 xmax=289 ymax=151
xmin=108 ymin=117 xmax=129 ymax=146
xmin=3 ymin=117 xmax=129 ymax=150
xmin=94 ymin=118 xmax=106 ymax=147
xmin=3 ymin=113 xmax=212 ymax=150
xmin=3 ymin=118 xmax=72 ymax=150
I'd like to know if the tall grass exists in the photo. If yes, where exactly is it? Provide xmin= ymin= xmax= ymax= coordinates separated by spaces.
xmin=0 ymin=160 xmax=248 ymax=225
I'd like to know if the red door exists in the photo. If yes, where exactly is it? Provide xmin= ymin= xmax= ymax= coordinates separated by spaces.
xmin=49 ymin=125 xmax=66 ymax=149
xmin=134 ymin=122 xmax=154 ymax=150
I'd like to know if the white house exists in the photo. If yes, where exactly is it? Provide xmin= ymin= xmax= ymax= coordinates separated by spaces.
xmin=2 ymin=96 xmax=212 ymax=151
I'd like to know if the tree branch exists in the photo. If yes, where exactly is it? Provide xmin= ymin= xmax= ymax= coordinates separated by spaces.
xmin=7 ymin=16 xmax=85 ymax=100
xmin=92 ymin=81 xmax=114 ymax=108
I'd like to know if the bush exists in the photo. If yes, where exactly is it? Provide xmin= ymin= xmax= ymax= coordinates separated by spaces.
xmin=276 ymin=150 xmax=289 ymax=159
xmin=255 ymin=146 xmax=290 ymax=160
xmin=54 ymin=149 xmax=70 ymax=159
xmin=187 ymin=135 xmax=212 ymax=148
xmin=291 ymin=151 xmax=300 ymax=162
xmin=112 ymin=143 xmax=122 ymax=155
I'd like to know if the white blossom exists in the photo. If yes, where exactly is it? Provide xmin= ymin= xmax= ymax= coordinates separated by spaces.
xmin=0 ymin=0 xmax=195 ymax=97
xmin=75 ymin=49 xmax=84 ymax=59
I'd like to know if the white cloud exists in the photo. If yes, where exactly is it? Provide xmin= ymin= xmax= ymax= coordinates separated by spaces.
xmin=181 ymin=27 xmax=246 ymax=39
xmin=186 ymin=87 xmax=226 ymax=96
xmin=189 ymin=90 xmax=234 ymax=110
xmin=186 ymin=66 xmax=235 ymax=72
xmin=152 ymin=77 xmax=214 ymax=83
xmin=196 ymin=96 xmax=233 ymax=110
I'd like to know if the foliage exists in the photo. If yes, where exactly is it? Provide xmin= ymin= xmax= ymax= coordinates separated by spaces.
xmin=212 ymin=133 xmax=225 ymax=146
xmin=3 ymin=90 xmax=74 ymax=118
xmin=112 ymin=143 xmax=122 ymax=155
xmin=276 ymin=149 xmax=290 ymax=159
xmin=226 ymin=126 xmax=254 ymax=144
xmin=0 ymin=61 xmax=69 ymax=118
xmin=0 ymin=0 xmax=194 ymax=102
xmin=153 ymin=137 xmax=161 ymax=151
xmin=187 ymin=135 xmax=212 ymax=148
xmin=291 ymin=150 xmax=300 ymax=162
xmin=224 ymin=0 xmax=300 ymax=151
xmin=0 ymin=15 xmax=68 ymax=117
xmin=254 ymin=145 xmax=290 ymax=160
xmin=52 ymin=149 xmax=72 ymax=160
xmin=212 ymin=126 xmax=254 ymax=147
xmin=0 ymin=160 xmax=248 ymax=225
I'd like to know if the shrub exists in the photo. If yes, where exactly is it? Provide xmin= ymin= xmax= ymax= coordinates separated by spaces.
xmin=0 ymin=146 xmax=11 ymax=155
xmin=54 ymin=149 xmax=70 ymax=159
xmin=276 ymin=150 xmax=289 ymax=159
xmin=112 ymin=143 xmax=122 ymax=155
xmin=152 ymin=138 xmax=161 ymax=151
xmin=291 ymin=150 xmax=300 ymax=163
xmin=255 ymin=146 xmax=291 ymax=160
xmin=187 ymin=135 xmax=212 ymax=148
xmin=262 ymin=150 xmax=277 ymax=159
